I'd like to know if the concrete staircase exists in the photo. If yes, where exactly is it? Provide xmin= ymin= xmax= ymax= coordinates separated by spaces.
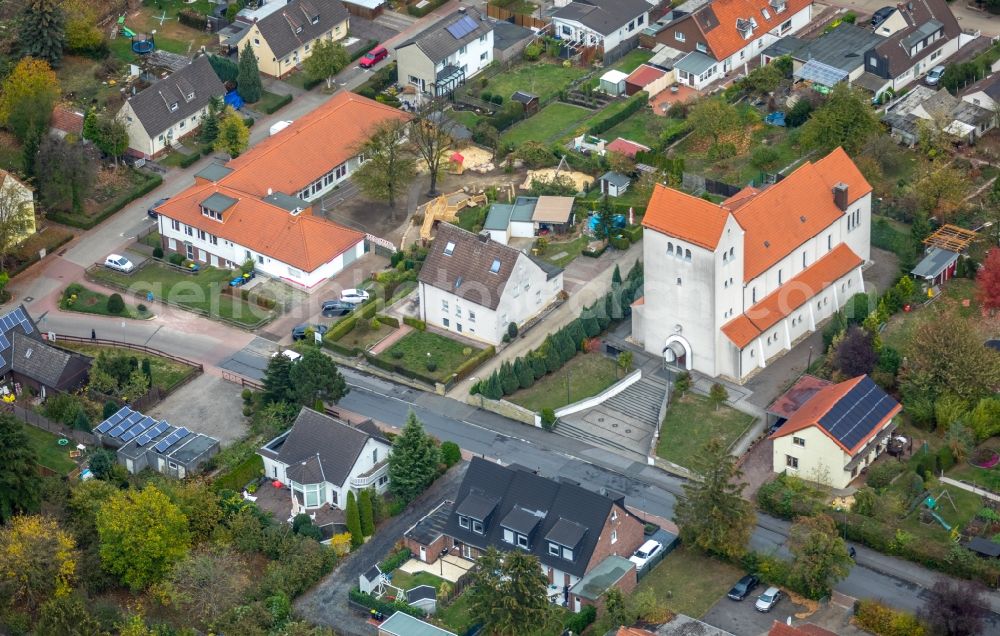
xmin=554 ymin=419 xmax=642 ymax=457
xmin=602 ymin=377 xmax=666 ymax=428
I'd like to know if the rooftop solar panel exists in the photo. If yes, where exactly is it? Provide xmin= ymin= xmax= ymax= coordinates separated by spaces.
xmin=136 ymin=421 xmax=169 ymax=447
xmin=0 ymin=333 xmax=10 ymax=350
xmin=446 ymin=15 xmax=477 ymax=39
xmin=120 ymin=416 xmax=155 ymax=442
xmin=818 ymin=377 xmax=898 ymax=450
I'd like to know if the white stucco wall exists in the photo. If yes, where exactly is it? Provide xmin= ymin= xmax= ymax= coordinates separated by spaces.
xmin=120 ymin=100 xmax=213 ymax=157
xmin=552 ymin=11 xmax=649 ymax=50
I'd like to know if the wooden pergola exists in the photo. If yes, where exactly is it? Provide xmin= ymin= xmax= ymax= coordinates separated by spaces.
xmin=923 ymin=224 xmax=978 ymax=253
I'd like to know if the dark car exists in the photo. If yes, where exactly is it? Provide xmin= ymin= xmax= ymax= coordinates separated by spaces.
xmin=871 ymin=6 xmax=895 ymax=28
xmin=321 ymin=300 xmax=355 ymax=317
xmin=727 ymin=574 xmax=760 ymax=601
xmin=147 ymin=197 xmax=170 ymax=218
xmin=291 ymin=323 xmax=329 ymax=341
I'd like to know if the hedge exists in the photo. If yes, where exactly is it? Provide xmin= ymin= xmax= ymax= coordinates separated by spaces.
xmin=178 ymin=150 xmax=201 ymax=168
xmin=350 ymin=39 xmax=379 ymax=62
xmin=209 ymin=54 xmax=239 ymax=84
xmin=261 ymin=93 xmax=293 ymax=114
xmin=7 ymin=227 xmax=74 ymax=277
xmin=407 ymin=0 xmax=446 ymax=16
xmin=854 ymin=600 xmax=927 ymax=636
xmin=610 ymin=235 xmax=629 ymax=250
xmin=211 ymin=454 xmax=263 ymax=492
xmin=375 ymin=314 xmax=399 ymax=328
xmin=364 ymin=352 xmax=438 ymax=386
xmin=379 ymin=547 xmax=412 ymax=572
xmin=354 ymin=62 xmax=397 ymax=99
xmin=243 ymin=116 xmax=255 ymax=129
xmin=178 ymin=9 xmax=207 ymax=30
xmin=403 ymin=316 xmax=426 ymax=331
xmin=453 ymin=345 xmax=496 ymax=382
xmin=326 ymin=341 xmax=361 ymax=357
xmin=587 ymin=91 xmax=648 ymax=135
xmin=349 ymin=589 xmax=425 ymax=618
xmin=48 ymin=170 xmax=163 ymax=229
xmin=326 ymin=314 xmax=360 ymax=343
xmin=623 ymin=224 xmax=643 ymax=242
xmin=582 ymin=244 xmax=607 ymax=258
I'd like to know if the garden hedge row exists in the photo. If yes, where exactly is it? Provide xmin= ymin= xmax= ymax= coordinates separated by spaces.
xmin=854 ymin=600 xmax=926 ymax=636
xmin=178 ymin=150 xmax=202 ymax=168
xmin=261 ymin=93 xmax=293 ymax=114
xmin=403 ymin=316 xmax=426 ymax=331
xmin=48 ymin=170 xmax=163 ymax=229
xmin=453 ymin=345 xmax=496 ymax=382
xmin=211 ymin=454 xmax=263 ymax=493
xmin=587 ymin=91 xmax=648 ymax=135
xmin=407 ymin=0 xmax=446 ymax=16
xmin=178 ymin=9 xmax=207 ymax=30
xmin=8 ymin=228 xmax=74 ymax=277
xmin=349 ymin=589 xmax=425 ymax=618
xmin=375 ymin=314 xmax=399 ymax=328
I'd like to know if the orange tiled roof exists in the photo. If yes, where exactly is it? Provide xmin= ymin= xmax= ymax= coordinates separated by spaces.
xmin=51 ymin=105 xmax=84 ymax=135
xmin=607 ymin=137 xmax=651 ymax=158
xmin=769 ymin=622 xmax=839 ymax=636
xmin=643 ymin=183 xmax=730 ymax=250
xmin=615 ymin=628 xmax=656 ymax=636
xmin=695 ymin=0 xmax=813 ymax=61
xmin=220 ymin=92 xmax=409 ymax=197
xmin=721 ymin=243 xmax=862 ymax=348
xmin=625 ymin=64 xmax=666 ymax=88
xmin=154 ymin=183 xmax=364 ymax=272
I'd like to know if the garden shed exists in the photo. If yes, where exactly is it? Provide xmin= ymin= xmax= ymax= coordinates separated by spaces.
xmin=599 ymin=171 xmax=631 ymax=197
xmin=599 ymin=70 xmax=628 ymax=96
xmin=510 ymin=91 xmax=539 ymax=115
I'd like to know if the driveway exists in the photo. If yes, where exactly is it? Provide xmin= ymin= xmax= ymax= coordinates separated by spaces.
xmin=148 ymin=374 xmax=247 ymax=447
xmin=822 ymin=0 xmax=1000 ymax=36
xmin=294 ymin=462 xmax=469 ymax=636
xmin=702 ymin=587 xmax=808 ymax=636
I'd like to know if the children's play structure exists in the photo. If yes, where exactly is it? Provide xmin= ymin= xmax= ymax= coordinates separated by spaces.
xmin=921 ymin=490 xmax=957 ymax=533
xmin=116 ymin=15 xmax=156 ymax=54
xmin=418 ymin=190 xmax=488 ymax=240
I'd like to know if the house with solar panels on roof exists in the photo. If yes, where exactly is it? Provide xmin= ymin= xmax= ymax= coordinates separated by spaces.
xmin=770 ymin=375 xmax=902 ymax=489
xmin=0 ymin=305 xmax=90 ymax=397
xmin=93 ymin=406 xmax=220 ymax=478
xmin=393 ymin=7 xmax=493 ymax=98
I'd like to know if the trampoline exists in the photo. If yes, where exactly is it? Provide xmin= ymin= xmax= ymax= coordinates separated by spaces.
xmin=132 ymin=37 xmax=155 ymax=54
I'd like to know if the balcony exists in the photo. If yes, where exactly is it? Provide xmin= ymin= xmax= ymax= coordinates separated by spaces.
xmin=351 ymin=459 xmax=388 ymax=488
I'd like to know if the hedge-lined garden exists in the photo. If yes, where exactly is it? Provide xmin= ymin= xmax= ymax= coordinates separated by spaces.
xmin=48 ymin=169 xmax=162 ymax=229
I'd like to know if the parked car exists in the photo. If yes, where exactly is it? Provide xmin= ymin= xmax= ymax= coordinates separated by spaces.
xmin=755 ymin=587 xmax=782 ymax=612
xmin=340 ymin=289 xmax=370 ymax=304
xmin=322 ymin=300 xmax=356 ymax=317
xmin=271 ymin=349 xmax=301 ymax=362
xmin=104 ymin=254 xmax=135 ymax=273
xmin=291 ymin=323 xmax=329 ymax=341
xmin=147 ymin=197 xmax=169 ymax=219
xmin=727 ymin=574 xmax=761 ymax=601
xmin=628 ymin=540 xmax=663 ymax=570
xmin=925 ymin=65 xmax=946 ymax=86
xmin=359 ymin=45 xmax=388 ymax=69
xmin=229 ymin=271 xmax=255 ymax=287
xmin=871 ymin=6 xmax=895 ymax=28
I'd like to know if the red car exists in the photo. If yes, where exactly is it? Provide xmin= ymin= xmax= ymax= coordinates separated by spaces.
xmin=359 ymin=45 xmax=388 ymax=69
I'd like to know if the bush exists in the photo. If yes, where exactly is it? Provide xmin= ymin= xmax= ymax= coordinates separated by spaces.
xmin=610 ymin=235 xmax=630 ymax=250
xmin=540 ymin=408 xmax=556 ymax=430
xmin=137 ymin=303 xmax=147 ymax=313
xmin=48 ymin=171 xmax=163 ymax=230
xmin=402 ymin=316 xmax=426 ymax=331
xmin=786 ymin=98 xmax=813 ymax=127
xmin=855 ymin=600 xmax=926 ymax=636
xmin=441 ymin=441 xmax=461 ymax=467
xmin=107 ymin=293 xmax=125 ymax=314
xmin=523 ymin=42 xmax=542 ymax=61
xmin=261 ymin=93 xmax=293 ymax=115
xmin=178 ymin=9 xmax=207 ymax=30
xmin=582 ymin=244 xmax=607 ymax=258
xmin=349 ymin=588 xmax=425 ymax=618
xmin=379 ymin=548 xmax=412 ymax=573
xmin=751 ymin=146 xmax=781 ymax=170
xmin=865 ymin=461 xmax=904 ymax=491
xmin=152 ymin=246 xmax=163 ymax=259
xmin=168 ymin=253 xmax=185 ymax=266
xmin=563 ymin=605 xmax=596 ymax=633
xmin=588 ymin=92 xmax=647 ymax=135
xmin=178 ymin=150 xmax=201 ymax=168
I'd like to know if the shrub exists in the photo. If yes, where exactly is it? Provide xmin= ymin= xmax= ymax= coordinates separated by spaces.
xmin=168 ymin=253 xmax=185 ymax=266
xmin=855 ymin=600 xmax=926 ymax=636
xmin=378 ymin=548 xmax=412 ymax=573
xmin=425 ymin=360 xmax=437 ymax=372
xmin=540 ymin=408 xmax=556 ymax=430
xmin=481 ymin=91 xmax=492 ymax=102
xmin=588 ymin=92 xmax=647 ymax=135
xmin=507 ymin=322 xmax=518 ymax=339
xmin=563 ymin=605 xmax=596 ymax=633
xmin=440 ymin=441 xmax=461 ymax=467
xmin=865 ymin=461 xmax=904 ymax=491
xmin=751 ymin=146 xmax=781 ymax=170
xmin=152 ymin=246 xmax=163 ymax=259
xmin=349 ymin=588 xmax=425 ymax=618
xmin=523 ymin=42 xmax=542 ymax=61
xmin=48 ymin=171 xmax=163 ymax=230
xmin=178 ymin=9 xmax=207 ymax=29
xmin=107 ymin=293 xmax=125 ymax=314
xmin=403 ymin=316 xmax=426 ymax=331
xmin=261 ymin=93 xmax=293 ymax=115
xmin=610 ymin=235 xmax=630 ymax=250
xmin=137 ymin=304 xmax=147 ymax=313
xmin=178 ymin=150 xmax=201 ymax=168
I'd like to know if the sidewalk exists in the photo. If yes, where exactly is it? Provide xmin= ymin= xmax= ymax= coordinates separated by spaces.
xmin=445 ymin=242 xmax=642 ymax=399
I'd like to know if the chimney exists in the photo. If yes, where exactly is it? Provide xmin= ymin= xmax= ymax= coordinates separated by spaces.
xmin=833 ymin=183 xmax=849 ymax=211
xmin=478 ymin=230 xmax=490 ymax=242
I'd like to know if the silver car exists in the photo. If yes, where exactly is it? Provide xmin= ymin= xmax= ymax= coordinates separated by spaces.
xmin=755 ymin=586 xmax=782 ymax=612
xmin=925 ymin=65 xmax=946 ymax=86
xmin=104 ymin=254 xmax=134 ymax=273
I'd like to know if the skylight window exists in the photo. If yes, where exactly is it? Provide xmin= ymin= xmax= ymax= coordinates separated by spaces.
xmin=490 ymin=259 xmax=501 ymax=274
xmin=444 ymin=241 xmax=455 ymax=255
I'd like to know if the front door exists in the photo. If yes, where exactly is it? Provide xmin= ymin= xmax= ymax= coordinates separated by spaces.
xmin=185 ymin=243 xmax=194 ymax=259
xmin=420 ymin=546 xmax=427 ymax=562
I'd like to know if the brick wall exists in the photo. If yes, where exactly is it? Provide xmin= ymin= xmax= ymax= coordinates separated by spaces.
xmin=403 ymin=534 xmax=453 ymax=563
xmin=586 ymin=504 xmax=645 ymax=574
xmin=571 ymin=566 xmax=638 ymax=613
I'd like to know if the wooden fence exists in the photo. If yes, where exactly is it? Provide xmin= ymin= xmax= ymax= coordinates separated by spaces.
xmin=49 ymin=333 xmax=205 ymax=371
xmin=5 ymin=402 xmax=96 ymax=446
xmin=486 ymin=3 xmax=548 ymax=29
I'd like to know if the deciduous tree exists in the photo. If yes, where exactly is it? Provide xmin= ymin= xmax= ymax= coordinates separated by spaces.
xmin=788 ymin=514 xmax=853 ymax=599
xmin=977 ymin=247 xmax=1000 ymax=312
xmin=237 ymin=42 xmax=262 ymax=103
xmin=288 ymin=348 xmax=348 ymax=407
xmin=833 ymin=325 xmax=878 ymax=377
xmin=387 ymin=410 xmax=441 ymax=504
xmin=34 ymin=135 xmax=96 ymax=213
xmin=409 ymin=101 xmax=454 ymax=196
xmin=468 ymin=547 xmax=556 ymax=636
xmin=18 ymin=0 xmax=66 ymax=66
xmin=800 ymin=83 xmax=880 ymax=155
xmin=352 ymin=118 xmax=415 ymax=210
xmin=61 ymin=0 xmax=102 ymax=55
xmin=0 ymin=176 xmax=36 ymax=269
xmin=214 ymin=107 xmax=250 ymax=157
xmin=674 ymin=437 xmax=755 ymax=559
xmin=687 ymin=97 xmax=742 ymax=157
xmin=0 ymin=57 xmax=60 ymax=169
xmin=34 ymin=594 xmax=103 ymax=636
xmin=302 ymin=39 xmax=349 ymax=89
xmin=708 ymin=382 xmax=729 ymax=411
xmin=96 ymin=486 xmax=191 ymax=591
xmin=0 ymin=515 xmax=77 ymax=614
xmin=0 ymin=414 xmax=42 ymax=522
xmin=158 ymin=547 xmax=251 ymax=627
xmin=912 ymin=161 xmax=967 ymax=221
xmin=918 ymin=578 xmax=988 ymax=636
xmin=92 ymin=114 xmax=129 ymax=167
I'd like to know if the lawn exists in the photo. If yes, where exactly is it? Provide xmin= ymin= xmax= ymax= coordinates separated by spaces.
xmin=539 ymin=234 xmax=588 ymax=268
xmin=435 ymin=591 xmax=477 ymax=634
xmin=388 ymin=569 xmax=449 ymax=593
xmin=257 ymin=90 xmax=292 ymax=114
xmin=889 ymin=475 xmax=981 ymax=544
xmin=450 ymin=110 xmax=482 ymax=131
xmin=507 ymin=352 xmax=619 ymax=412
xmin=88 ymin=263 xmax=270 ymax=327
xmin=611 ymin=49 xmax=655 ymax=74
xmin=384 ymin=331 xmax=483 ymax=383
xmin=456 ymin=205 xmax=488 ymax=232
xmin=882 ymin=279 xmax=980 ymax=352
xmin=337 ymin=322 xmax=397 ymax=351
xmin=657 ymin=393 xmax=756 ymax=467
xmin=674 ymin=118 xmax=800 ymax=186
xmin=480 ymin=63 xmax=587 ymax=105
xmin=603 ymin=111 xmax=675 ymax=148
xmin=22 ymin=424 xmax=77 ymax=475
xmin=56 ymin=56 xmax=122 ymax=110
xmin=61 ymin=283 xmax=154 ymax=320
xmin=502 ymin=102 xmax=592 ymax=146
xmin=109 ymin=1 xmax=215 ymax=64
xmin=634 ymin=545 xmax=742 ymax=619
xmin=55 ymin=342 xmax=199 ymax=391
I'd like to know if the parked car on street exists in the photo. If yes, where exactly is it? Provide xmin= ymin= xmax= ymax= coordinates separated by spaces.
xmin=755 ymin=587 xmax=782 ymax=612
xmin=340 ymin=289 xmax=370 ymax=304
xmin=727 ymin=574 xmax=761 ymax=601
xmin=322 ymin=300 xmax=356 ymax=317
xmin=104 ymin=254 xmax=135 ymax=273
xmin=359 ymin=45 xmax=388 ymax=69
xmin=147 ymin=197 xmax=169 ymax=218
xmin=628 ymin=540 xmax=663 ymax=570
xmin=291 ymin=323 xmax=329 ymax=341
xmin=925 ymin=65 xmax=946 ymax=86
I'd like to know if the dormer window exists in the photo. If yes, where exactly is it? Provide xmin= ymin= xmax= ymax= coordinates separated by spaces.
xmin=169 ymin=102 xmax=179 ymax=112
xmin=444 ymin=241 xmax=455 ymax=255
xmin=770 ymin=0 xmax=787 ymax=12
xmin=548 ymin=542 xmax=560 ymax=556
xmin=186 ymin=91 xmax=195 ymax=101
xmin=296 ymin=26 xmax=303 ymax=34
xmin=459 ymin=515 xmax=469 ymax=529
xmin=562 ymin=547 xmax=573 ymax=560
xmin=311 ymin=16 xmax=319 ymax=24
xmin=762 ymin=8 xmax=771 ymax=19
xmin=201 ymin=206 xmax=223 ymax=221
xmin=472 ymin=520 xmax=484 ymax=534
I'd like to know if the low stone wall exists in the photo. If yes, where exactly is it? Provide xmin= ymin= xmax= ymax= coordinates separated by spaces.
xmin=554 ymin=369 xmax=642 ymax=419
xmin=469 ymin=394 xmax=538 ymax=426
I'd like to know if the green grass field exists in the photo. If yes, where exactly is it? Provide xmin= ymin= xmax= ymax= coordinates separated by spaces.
xmin=603 ymin=111 xmax=675 ymax=148
xmin=540 ymin=235 xmax=588 ymax=268
xmin=385 ymin=331 xmax=482 ymax=383
xmin=56 ymin=342 xmax=198 ymax=391
xmin=22 ymin=424 xmax=77 ymax=474
xmin=657 ymin=393 xmax=756 ymax=467
xmin=503 ymin=102 xmax=592 ymax=146
xmin=482 ymin=63 xmax=587 ymax=105
xmin=633 ymin=546 xmax=742 ymax=618
xmin=61 ymin=283 xmax=153 ymax=320
xmin=507 ymin=352 xmax=619 ymax=412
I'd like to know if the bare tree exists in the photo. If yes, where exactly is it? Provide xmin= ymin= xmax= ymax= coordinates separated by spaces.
xmin=0 ymin=175 xmax=36 ymax=271
xmin=919 ymin=578 xmax=988 ymax=636
xmin=351 ymin=118 xmax=416 ymax=213
xmin=409 ymin=100 xmax=454 ymax=197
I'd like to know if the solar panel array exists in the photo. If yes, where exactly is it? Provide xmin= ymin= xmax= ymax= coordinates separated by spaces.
xmin=818 ymin=376 xmax=898 ymax=450
xmin=795 ymin=59 xmax=848 ymax=89
xmin=154 ymin=427 xmax=191 ymax=454
xmin=95 ymin=406 xmax=177 ymax=449
xmin=446 ymin=15 xmax=478 ymax=39
xmin=136 ymin=421 xmax=170 ymax=447
xmin=0 ymin=307 xmax=33 ymax=369
xmin=95 ymin=406 xmax=131 ymax=434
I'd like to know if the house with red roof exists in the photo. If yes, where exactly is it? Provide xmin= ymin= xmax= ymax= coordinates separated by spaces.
xmin=650 ymin=0 xmax=813 ymax=89
xmin=770 ymin=375 xmax=901 ymax=489
xmin=154 ymin=92 xmax=408 ymax=289
xmin=631 ymin=147 xmax=871 ymax=382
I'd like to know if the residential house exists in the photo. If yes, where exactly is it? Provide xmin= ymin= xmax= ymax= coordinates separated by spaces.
xmin=493 ymin=20 xmax=534 ymax=63
xmin=771 ymin=375 xmax=902 ymax=489
xmin=856 ymin=0 xmax=972 ymax=98
xmin=417 ymin=223 xmax=564 ymax=345
xmin=761 ymin=23 xmax=883 ymax=89
xmin=483 ymin=197 xmax=537 ymax=245
xmin=883 ymin=85 xmax=993 ymax=145
xmin=961 ymin=72 xmax=1000 ymax=113
xmin=118 ymin=55 xmax=226 ymax=158
xmin=50 ymin=105 xmax=84 ymax=139
xmin=258 ymin=407 xmax=392 ymax=512
xmin=551 ymin=0 xmax=651 ymax=59
xmin=394 ymin=7 xmax=494 ymax=97
xmin=0 ymin=170 xmax=36 ymax=248
xmin=93 ymin=406 xmax=220 ymax=478
xmin=631 ymin=148 xmax=871 ymax=382
xmin=599 ymin=171 xmax=630 ymax=197
xmin=228 ymin=0 xmax=350 ymax=78
xmin=651 ymin=0 xmax=813 ymax=89
xmin=0 ymin=306 xmax=90 ymax=397
xmin=155 ymin=92 xmax=408 ymax=288
xmin=403 ymin=457 xmax=647 ymax=612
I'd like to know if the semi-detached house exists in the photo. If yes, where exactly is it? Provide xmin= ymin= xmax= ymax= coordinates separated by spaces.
xmin=394 ymin=8 xmax=494 ymax=97
xmin=632 ymin=148 xmax=871 ymax=383
xmin=551 ymin=0 xmax=651 ymax=58
xmin=154 ymin=92 xmax=409 ymax=289
xmin=650 ymin=0 xmax=812 ymax=89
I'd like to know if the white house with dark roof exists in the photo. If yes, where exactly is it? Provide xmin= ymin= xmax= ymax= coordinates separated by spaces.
xmin=258 ymin=407 xmax=391 ymax=512
xmin=552 ymin=0 xmax=651 ymax=54
xmin=393 ymin=7 xmax=494 ymax=97
xmin=417 ymin=223 xmax=563 ymax=345
xmin=118 ymin=55 xmax=226 ymax=158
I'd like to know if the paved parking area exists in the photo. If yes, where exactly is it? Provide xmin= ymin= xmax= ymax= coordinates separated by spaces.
xmin=148 ymin=374 xmax=247 ymax=447
xmin=702 ymin=588 xmax=808 ymax=636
